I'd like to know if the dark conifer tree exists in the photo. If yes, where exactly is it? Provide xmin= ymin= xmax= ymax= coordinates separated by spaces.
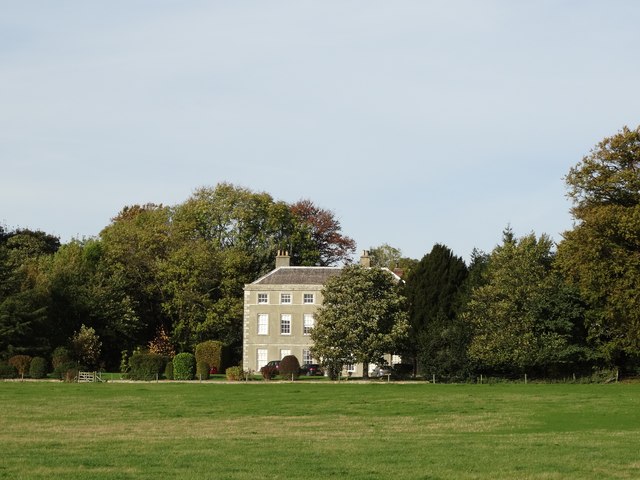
xmin=404 ymin=244 xmax=469 ymax=380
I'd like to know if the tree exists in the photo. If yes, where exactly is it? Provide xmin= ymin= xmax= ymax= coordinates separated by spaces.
xmin=311 ymin=265 xmax=408 ymax=378
xmin=0 ymin=228 xmax=55 ymax=358
xmin=100 ymin=203 xmax=172 ymax=345
xmin=148 ymin=326 xmax=175 ymax=358
xmin=369 ymin=244 xmax=402 ymax=269
xmin=43 ymin=238 xmax=141 ymax=368
xmin=403 ymin=244 xmax=469 ymax=379
xmin=70 ymin=324 xmax=102 ymax=369
xmin=466 ymin=229 xmax=587 ymax=376
xmin=369 ymin=243 xmax=418 ymax=276
xmin=290 ymin=199 xmax=356 ymax=266
xmin=557 ymin=126 xmax=640 ymax=371
xmin=8 ymin=355 xmax=31 ymax=379
xmin=176 ymin=184 xmax=294 ymax=275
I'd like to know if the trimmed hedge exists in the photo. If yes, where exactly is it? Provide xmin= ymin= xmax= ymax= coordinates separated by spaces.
xmin=196 ymin=361 xmax=210 ymax=380
xmin=195 ymin=341 xmax=223 ymax=372
xmin=29 ymin=357 xmax=48 ymax=379
xmin=128 ymin=352 xmax=166 ymax=381
xmin=173 ymin=353 xmax=196 ymax=380
xmin=0 ymin=361 xmax=17 ymax=379
xmin=280 ymin=355 xmax=301 ymax=381
xmin=225 ymin=366 xmax=244 ymax=381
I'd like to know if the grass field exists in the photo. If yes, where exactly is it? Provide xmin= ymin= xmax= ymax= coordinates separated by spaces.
xmin=1 ymin=382 xmax=639 ymax=479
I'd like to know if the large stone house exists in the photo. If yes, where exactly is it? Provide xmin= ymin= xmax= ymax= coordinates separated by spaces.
xmin=242 ymin=250 xmax=401 ymax=376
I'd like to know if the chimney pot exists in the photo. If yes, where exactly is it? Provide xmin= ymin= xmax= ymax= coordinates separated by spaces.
xmin=275 ymin=250 xmax=291 ymax=268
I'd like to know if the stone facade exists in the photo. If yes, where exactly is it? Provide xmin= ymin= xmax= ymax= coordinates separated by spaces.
xmin=242 ymin=251 xmax=401 ymax=376
xmin=242 ymin=251 xmax=340 ymax=373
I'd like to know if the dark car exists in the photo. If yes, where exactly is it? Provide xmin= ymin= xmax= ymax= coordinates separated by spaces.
xmin=260 ymin=360 xmax=280 ymax=377
xmin=300 ymin=363 xmax=323 ymax=376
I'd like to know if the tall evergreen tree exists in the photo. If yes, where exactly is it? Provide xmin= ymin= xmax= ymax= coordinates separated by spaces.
xmin=403 ymin=244 xmax=469 ymax=379
xmin=0 ymin=229 xmax=58 ymax=357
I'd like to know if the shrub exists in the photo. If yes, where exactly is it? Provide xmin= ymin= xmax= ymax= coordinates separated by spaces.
xmin=53 ymin=361 xmax=80 ymax=381
xmin=279 ymin=355 xmax=301 ymax=381
xmin=196 ymin=361 xmax=210 ymax=380
xmin=195 ymin=340 xmax=224 ymax=372
xmin=226 ymin=366 xmax=245 ymax=381
xmin=52 ymin=347 xmax=71 ymax=370
xmin=63 ymin=365 xmax=79 ymax=383
xmin=164 ymin=360 xmax=174 ymax=380
xmin=128 ymin=352 xmax=166 ymax=381
xmin=0 ymin=361 xmax=17 ymax=379
xmin=29 ymin=357 xmax=48 ymax=379
xmin=323 ymin=359 xmax=343 ymax=381
xmin=173 ymin=353 xmax=196 ymax=380
xmin=8 ymin=355 xmax=32 ymax=379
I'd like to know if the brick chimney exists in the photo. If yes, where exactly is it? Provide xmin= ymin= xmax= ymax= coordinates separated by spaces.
xmin=360 ymin=250 xmax=371 ymax=268
xmin=275 ymin=250 xmax=291 ymax=268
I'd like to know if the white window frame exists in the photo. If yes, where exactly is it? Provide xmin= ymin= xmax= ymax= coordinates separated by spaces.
xmin=280 ymin=293 xmax=292 ymax=304
xmin=345 ymin=363 xmax=356 ymax=373
xmin=280 ymin=349 xmax=291 ymax=359
xmin=257 ymin=293 xmax=269 ymax=304
xmin=303 ymin=293 xmax=314 ymax=304
xmin=257 ymin=349 xmax=268 ymax=371
xmin=303 ymin=314 xmax=314 ymax=335
xmin=302 ymin=349 xmax=312 ymax=365
xmin=257 ymin=314 xmax=268 ymax=335
xmin=280 ymin=314 xmax=291 ymax=335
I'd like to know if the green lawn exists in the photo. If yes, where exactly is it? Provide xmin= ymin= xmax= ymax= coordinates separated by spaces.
xmin=1 ymin=382 xmax=638 ymax=479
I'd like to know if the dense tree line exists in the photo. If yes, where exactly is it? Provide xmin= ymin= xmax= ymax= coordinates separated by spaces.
xmin=0 ymin=183 xmax=355 ymax=369
xmin=2 ymin=126 xmax=640 ymax=379
xmin=400 ymin=126 xmax=640 ymax=379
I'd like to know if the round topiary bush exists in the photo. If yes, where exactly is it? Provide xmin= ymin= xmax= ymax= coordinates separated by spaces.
xmin=196 ymin=361 xmax=210 ymax=380
xmin=128 ymin=352 xmax=166 ymax=381
xmin=173 ymin=353 xmax=196 ymax=380
xmin=279 ymin=355 xmax=301 ymax=381
xmin=29 ymin=357 xmax=48 ymax=379
xmin=225 ymin=366 xmax=244 ymax=381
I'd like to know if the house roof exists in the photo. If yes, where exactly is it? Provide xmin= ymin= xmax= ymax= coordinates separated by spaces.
xmin=250 ymin=266 xmax=343 ymax=286
xmin=248 ymin=265 xmax=403 ymax=286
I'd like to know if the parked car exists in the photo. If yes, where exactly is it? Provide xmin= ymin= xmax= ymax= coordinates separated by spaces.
xmin=371 ymin=364 xmax=395 ymax=378
xmin=260 ymin=360 xmax=280 ymax=378
xmin=300 ymin=363 xmax=323 ymax=376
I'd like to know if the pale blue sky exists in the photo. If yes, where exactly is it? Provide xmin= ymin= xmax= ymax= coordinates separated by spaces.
xmin=1 ymin=1 xmax=639 ymax=261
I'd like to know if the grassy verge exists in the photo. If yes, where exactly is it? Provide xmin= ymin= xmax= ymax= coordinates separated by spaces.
xmin=1 ymin=383 xmax=638 ymax=479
